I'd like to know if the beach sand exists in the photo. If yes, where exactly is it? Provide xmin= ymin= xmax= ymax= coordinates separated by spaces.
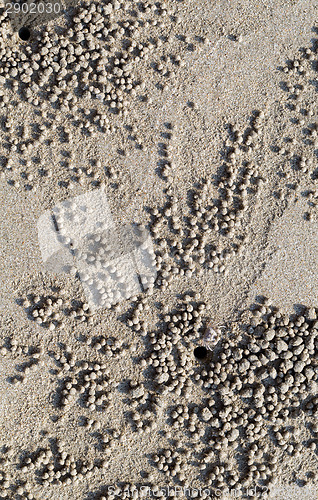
xmin=0 ymin=1 xmax=318 ymax=498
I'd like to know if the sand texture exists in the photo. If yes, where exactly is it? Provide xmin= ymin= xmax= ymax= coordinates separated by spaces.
xmin=0 ymin=0 xmax=318 ymax=499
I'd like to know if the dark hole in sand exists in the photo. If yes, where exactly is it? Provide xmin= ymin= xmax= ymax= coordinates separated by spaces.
xmin=193 ymin=346 xmax=208 ymax=360
xmin=19 ymin=27 xmax=30 ymax=41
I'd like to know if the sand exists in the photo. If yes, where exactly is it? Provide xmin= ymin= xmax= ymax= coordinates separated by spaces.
xmin=0 ymin=0 xmax=318 ymax=499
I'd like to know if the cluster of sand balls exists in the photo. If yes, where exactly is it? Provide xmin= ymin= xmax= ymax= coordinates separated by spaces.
xmin=0 ymin=338 xmax=44 ymax=385
xmin=0 ymin=132 xmax=104 ymax=192
xmin=0 ymin=446 xmax=37 ymax=499
xmin=55 ymin=355 xmax=111 ymax=412
xmin=11 ymin=279 xmax=318 ymax=493
xmin=152 ymin=448 xmax=188 ymax=482
xmin=20 ymin=439 xmax=107 ymax=486
xmin=128 ymin=294 xmax=208 ymax=397
xmin=136 ymin=298 xmax=316 ymax=494
xmin=271 ymin=35 xmax=318 ymax=219
xmin=68 ymin=299 xmax=93 ymax=324
xmin=115 ymin=290 xmax=318 ymax=495
xmin=89 ymin=334 xmax=130 ymax=358
xmin=0 ymin=0 xmax=187 ymax=192
xmin=128 ymin=381 xmax=160 ymax=433
xmin=20 ymin=292 xmax=93 ymax=329
xmin=22 ymin=294 xmax=66 ymax=330
xmin=0 ymin=0 xmax=179 ymax=118
xmin=126 ymin=296 xmax=150 ymax=334
xmin=147 ymin=114 xmax=265 ymax=284
xmin=158 ymin=122 xmax=175 ymax=184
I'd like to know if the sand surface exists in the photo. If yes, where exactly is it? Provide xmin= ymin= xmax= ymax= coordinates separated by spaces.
xmin=0 ymin=0 xmax=318 ymax=499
